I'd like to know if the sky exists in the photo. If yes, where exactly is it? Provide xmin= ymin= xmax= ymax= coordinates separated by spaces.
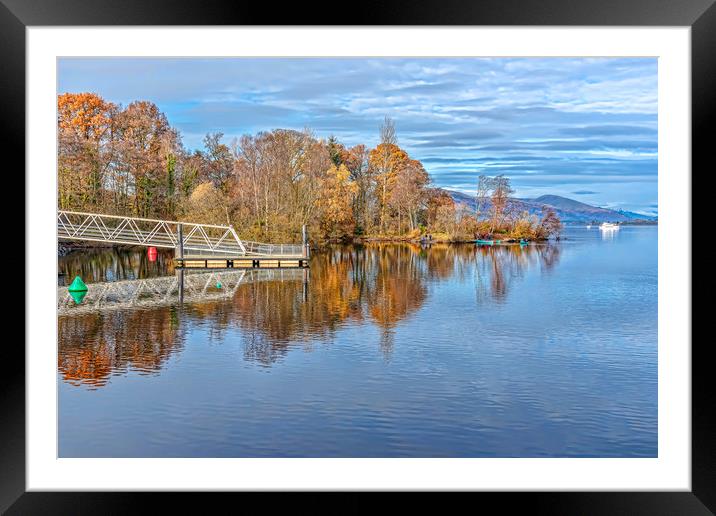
xmin=58 ymin=57 xmax=658 ymax=215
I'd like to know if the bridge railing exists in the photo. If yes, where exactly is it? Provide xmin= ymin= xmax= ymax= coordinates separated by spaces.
xmin=57 ymin=211 xmax=305 ymax=258
xmin=241 ymin=241 xmax=304 ymax=257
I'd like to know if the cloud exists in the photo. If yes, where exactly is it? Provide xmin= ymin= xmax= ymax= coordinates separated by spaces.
xmin=57 ymin=56 xmax=658 ymax=212
xmin=559 ymin=125 xmax=657 ymax=138
xmin=387 ymin=81 xmax=464 ymax=95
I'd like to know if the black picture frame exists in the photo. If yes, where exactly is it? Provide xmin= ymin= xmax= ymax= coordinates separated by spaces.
xmin=5 ymin=0 xmax=710 ymax=512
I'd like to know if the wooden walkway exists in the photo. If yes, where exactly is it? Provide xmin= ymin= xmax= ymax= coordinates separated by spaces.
xmin=175 ymin=256 xmax=309 ymax=269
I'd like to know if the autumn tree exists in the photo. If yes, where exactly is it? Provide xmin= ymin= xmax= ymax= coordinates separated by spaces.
xmin=455 ymin=203 xmax=479 ymax=239
xmin=510 ymin=211 xmax=540 ymax=239
xmin=289 ymin=132 xmax=333 ymax=241
xmin=180 ymin=182 xmax=231 ymax=225
xmin=389 ymin=159 xmax=430 ymax=233
xmin=233 ymin=129 xmax=331 ymax=242
xmin=112 ymin=101 xmax=180 ymax=217
xmin=536 ymin=207 xmax=563 ymax=238
xmin=234 ymin=134 xmax=268 ymax=237
xmin=426 ymin=189 xmax=456 ymax=231
xmin=342 ymin=144 xmax=373 ymax=235
xmin=435 ymin=203 xmax=457 ymax=234
xmin=178 ymin=150 xmax=203 ymax=199
xmin=371 ymin=116 xmax=400 ymax=233
xmin=57 ymin=93 xmax=117 ymax=209
xmin=203 ymin=132 xmax=235 ymax=192
xmin=317 ymin=164 xmax=357 ymax=240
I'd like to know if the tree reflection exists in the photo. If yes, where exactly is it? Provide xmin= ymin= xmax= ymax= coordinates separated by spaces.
xmin=58 ymin=307 xmax=184 ymax=388
xmin=228 ymin=244 xmax=427 ymax=363
xmin=59 ymin=247 xmax=175 ymax=284
xmin=58 ymin=242 xmax=561 ymax=384
xmin=474 ymin=244 xmax=561 ymax=304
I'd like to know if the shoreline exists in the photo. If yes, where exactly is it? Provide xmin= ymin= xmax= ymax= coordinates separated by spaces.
xmin=57 ymin=238 xmax=532 ymax=257
xmin=61 ymin=231 xmax=621 ymax=256
xmin=355 ymin=235 xmax=548 ymax=245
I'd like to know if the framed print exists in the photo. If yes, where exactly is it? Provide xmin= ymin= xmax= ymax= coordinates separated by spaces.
xmin=6 ymin=0 xmax=711 ymax=512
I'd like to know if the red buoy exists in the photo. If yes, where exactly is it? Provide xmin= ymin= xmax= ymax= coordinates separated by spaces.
xmin=147 ymin=246 xmax=157 ymax=262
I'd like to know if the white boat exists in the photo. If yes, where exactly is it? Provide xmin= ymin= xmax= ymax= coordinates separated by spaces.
xmin=600 ymin=222 xmax=620 ymax=230
xmin=586 ymin=224 xmax=591 ymax=229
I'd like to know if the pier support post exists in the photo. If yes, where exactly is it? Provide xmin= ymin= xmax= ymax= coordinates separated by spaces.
xmin=302 ymin=267 xmax=310 ymax=303
xmin=302 ymin=224 xmax=309 ymax=259
xmin=178 ymin=268 xmax=184 ymax=304
xmin=177 ymin=223 xmax=184 ymax=259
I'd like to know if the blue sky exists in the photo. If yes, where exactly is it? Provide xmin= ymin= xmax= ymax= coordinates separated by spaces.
xmin=58 ymin=57 xmax=658 ymax=215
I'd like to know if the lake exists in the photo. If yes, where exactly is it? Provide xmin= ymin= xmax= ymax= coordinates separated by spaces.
xmin=58 ymin=226 xmax=657 ymax=457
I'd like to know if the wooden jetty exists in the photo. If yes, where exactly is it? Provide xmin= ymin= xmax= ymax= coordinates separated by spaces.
xmin=174 ymin=256 xmax=309 ymax=270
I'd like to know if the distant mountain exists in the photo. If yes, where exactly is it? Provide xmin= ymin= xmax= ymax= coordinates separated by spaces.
xmin=615 ymin=209 xmax=658 ymax=221
xmin=446 ymin=191 xmax=657 ymax=224
xmin=532 ymin=195 xmax=603 ymax=212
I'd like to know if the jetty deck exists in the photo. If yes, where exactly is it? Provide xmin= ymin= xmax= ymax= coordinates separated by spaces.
xmin=175 ymin=256 xmax=308 ymax=269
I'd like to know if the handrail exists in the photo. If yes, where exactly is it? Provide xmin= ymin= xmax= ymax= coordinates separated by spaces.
xmin=57 ymin=210 xmax=304 ymax=258
xmin=57 ymin=210 xmax=234 ymax=230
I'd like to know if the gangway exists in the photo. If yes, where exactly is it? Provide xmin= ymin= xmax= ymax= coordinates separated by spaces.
xmin=57 ymin=210 xmax=309 ymax=269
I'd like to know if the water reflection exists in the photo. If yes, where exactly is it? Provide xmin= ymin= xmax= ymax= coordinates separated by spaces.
xmin=600 ymin=228 xmax=620 ymax=240
xmin=59 ymin=247 xmax=175 ymax=285
xmin=58 ymin=308 xmax=185 ymax=388
xmin=474 ymin=244 xmax=561 ymax=304
xmin=58 ymin=243 xmax=560 ymax=385
xmin=57 ymin=269 xmax=303 ymax=315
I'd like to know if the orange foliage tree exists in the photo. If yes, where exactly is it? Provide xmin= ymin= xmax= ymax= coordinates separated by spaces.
xmin=57 ymin=92 xmax=116 ymax=209
xmin=368 ymin=143 xmax=410 ymax=234
xmin=317 ymin=164 xmax=358 ymax=240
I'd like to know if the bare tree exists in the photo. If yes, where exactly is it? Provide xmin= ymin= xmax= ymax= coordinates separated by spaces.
xmin=537 ymin=207 xmax=563 ymax=238
xmin=475 ymin=174 xmax=492 ymax=220
xmin=489 ymin=175 xmax=514 ymax=234
xmin=380 ymin=115 xmax=397 ymax=146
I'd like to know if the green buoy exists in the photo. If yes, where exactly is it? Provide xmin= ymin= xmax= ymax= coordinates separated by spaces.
xmin=216 ymin=281 xmax=222 ymax=289
xmin=68 ymin=275 xmax=88 ymax=292
xmin=69 ymin=290 xmax=87 ymax=304
xmin=67 ymin=276 xmax=88 ymax=305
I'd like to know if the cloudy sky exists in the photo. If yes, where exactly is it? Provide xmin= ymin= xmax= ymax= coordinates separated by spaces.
xmin=58 ymin=57 xmax=658 ymax=215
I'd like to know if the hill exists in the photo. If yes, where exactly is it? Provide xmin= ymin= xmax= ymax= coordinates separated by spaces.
xmin=447 ymin=191 xmax=657 ymax=224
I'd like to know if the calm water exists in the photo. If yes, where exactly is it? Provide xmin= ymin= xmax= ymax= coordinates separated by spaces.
xmin=58 ymin=226 xmax=657 ymax=457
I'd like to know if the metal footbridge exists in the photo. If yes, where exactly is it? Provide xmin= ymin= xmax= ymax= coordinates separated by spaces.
xmin=58 ymin=210 xmax=309 ymax=269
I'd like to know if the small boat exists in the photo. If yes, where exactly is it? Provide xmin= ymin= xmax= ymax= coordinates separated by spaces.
xmin=519 ymin=239 xmax=528 ymax=246
xmin=586 ymin=225 xmax=591 ymax=229
xmin=600 ymin=222 xmax=620 ymax=230
xmin=476 ymin=239 xmax=494 ymax=245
